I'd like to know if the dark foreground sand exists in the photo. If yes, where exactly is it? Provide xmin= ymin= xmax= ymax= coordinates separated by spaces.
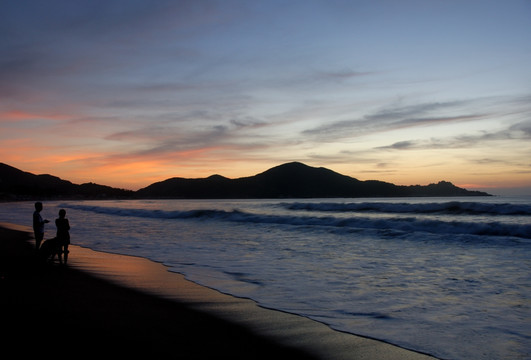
xmin=0 ymin=223 xmax=438 ymax=360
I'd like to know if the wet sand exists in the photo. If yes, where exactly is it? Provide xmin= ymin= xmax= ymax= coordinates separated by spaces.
xmin=0 ymin=222 xmax=438 ymax=359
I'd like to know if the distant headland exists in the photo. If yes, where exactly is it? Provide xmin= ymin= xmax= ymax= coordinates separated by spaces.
xmin=0 ymin=162 xmax=491 ymax=201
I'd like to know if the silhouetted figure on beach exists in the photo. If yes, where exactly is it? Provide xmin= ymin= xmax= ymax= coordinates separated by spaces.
xmin=55 ymin=209 xmax=70 ymax=264
xmin=32 ymin=202 xmax=49 ymax=251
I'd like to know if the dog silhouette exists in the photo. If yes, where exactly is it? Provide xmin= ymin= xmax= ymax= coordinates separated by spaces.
xmin=39 ymin=237 xmax=63 ymax=263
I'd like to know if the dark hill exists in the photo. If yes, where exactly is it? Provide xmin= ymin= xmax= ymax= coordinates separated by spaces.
xmin=241 ymin=162 xmax=362 ymax=198
xmin=0 ymin=163 xmax=133 ymax=200
xmin=136 ymin=162 xmax=490 ymax=198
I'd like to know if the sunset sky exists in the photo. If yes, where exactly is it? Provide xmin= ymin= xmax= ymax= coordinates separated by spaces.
xmin=1 ymin=1 xmax=530 ymax=194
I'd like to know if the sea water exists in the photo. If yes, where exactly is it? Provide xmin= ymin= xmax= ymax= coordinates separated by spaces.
xmin=1 ymin=197 xmax=530 ymax=360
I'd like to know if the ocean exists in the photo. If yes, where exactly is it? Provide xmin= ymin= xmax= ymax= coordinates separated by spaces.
xmin=1 ymin=196 xmax=530 ymax=360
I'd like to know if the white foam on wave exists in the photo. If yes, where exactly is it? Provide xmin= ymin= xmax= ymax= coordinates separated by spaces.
xmin=63 ymin=203 xmax=531 ymax=239
xmin=283 ymin=201 xmax=531 ymax=215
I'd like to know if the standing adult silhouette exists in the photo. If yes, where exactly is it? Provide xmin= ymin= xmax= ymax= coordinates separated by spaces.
xmin=32 ymin=202 xmax=49 ymax=251
xmin=55 ymin=209 xmax=70 ymax=264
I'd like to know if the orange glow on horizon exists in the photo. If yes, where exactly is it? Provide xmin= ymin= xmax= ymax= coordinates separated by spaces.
xmin=1 ymin=154 xmax=530 ymax=193
xmin=1 ymin=110 xmax=72 ymax=122
xmin=1 ymin=137 xmax=529 ymax=192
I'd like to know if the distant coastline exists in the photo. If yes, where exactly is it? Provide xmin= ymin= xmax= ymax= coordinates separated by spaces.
xmin=0 ymin=161 xmax=491 ymax=201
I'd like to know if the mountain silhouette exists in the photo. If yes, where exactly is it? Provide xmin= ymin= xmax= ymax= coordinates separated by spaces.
xmin=0 ymin=161 xmax=490 ymax=200
xmin=135 ymin=162 xmax=490 ymax=198
xmin=0 ymin=163 xmax=133 ymax=200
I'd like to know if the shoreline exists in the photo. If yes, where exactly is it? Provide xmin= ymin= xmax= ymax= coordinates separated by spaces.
xmin=0 ymin=222 xmax=438 ymax=359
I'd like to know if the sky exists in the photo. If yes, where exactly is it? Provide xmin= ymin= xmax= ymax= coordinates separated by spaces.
xmin=1 ymin=0 xmax=530 ymax=194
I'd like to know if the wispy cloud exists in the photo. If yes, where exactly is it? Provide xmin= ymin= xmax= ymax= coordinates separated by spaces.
xmin=378 ymin=118 xmax=531 ymax=152
xmin=302 ymin=100 xmax=484 ymax=140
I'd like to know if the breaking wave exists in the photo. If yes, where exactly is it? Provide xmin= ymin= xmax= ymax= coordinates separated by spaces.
xmin=64 ymin=203 xmax=531 ymax=240
xmin=282 ymin=201 xmax=531 ymax=215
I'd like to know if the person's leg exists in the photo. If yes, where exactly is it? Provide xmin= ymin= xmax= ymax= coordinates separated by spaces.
xmin=63 ymin=244 xmax=69 ymax=264
xmin=35 ymin=232 xmax=43 ymax=251
xmin=56 ymin=242 xmax=63 ymax=264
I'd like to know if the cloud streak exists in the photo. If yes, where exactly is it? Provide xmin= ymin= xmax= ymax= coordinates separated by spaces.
xmin=302 ymin=100 xmax=485 ymax=140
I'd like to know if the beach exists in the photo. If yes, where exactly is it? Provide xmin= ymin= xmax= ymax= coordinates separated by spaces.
xmin=0 ymin=222 xmax=438 ymax=360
